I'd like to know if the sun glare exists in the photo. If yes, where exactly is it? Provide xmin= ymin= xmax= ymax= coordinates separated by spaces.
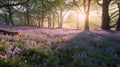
xmin=78 ymin=13 xmax=86 ymax=21
xmin=62 ymin=8 xmax=98 ymax=29
xmin=77 ymin=10 xmax=98 ymax=22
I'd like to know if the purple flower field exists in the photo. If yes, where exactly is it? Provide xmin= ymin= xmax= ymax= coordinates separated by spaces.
xmin=0 ymin=25 xmax=120 ymax=67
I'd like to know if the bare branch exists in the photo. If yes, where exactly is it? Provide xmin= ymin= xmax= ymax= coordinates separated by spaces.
xmin=110 ymin=23 xmax=117 ymax=28
xmin=109 ymin=7 xmax=118 ymax=11
xmin=110 ymin=14 xmax=119 ymax=20
xmin=0 ymin=0 xmax=30 ymax=9
xmin=110 ymin=10 xmax=118 ymax=17
xmin=73 ymin=0 xmax=84 ymax=14
xmin=96 ymin=0 xmax=102 ymax=6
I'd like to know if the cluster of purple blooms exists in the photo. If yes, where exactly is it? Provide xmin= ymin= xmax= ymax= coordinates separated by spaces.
xmin=0 ymin=25 xmax=120 ymax=66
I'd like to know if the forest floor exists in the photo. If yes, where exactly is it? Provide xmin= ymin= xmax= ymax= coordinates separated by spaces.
xmin=0 ymin=25 xmax=120 ymax=67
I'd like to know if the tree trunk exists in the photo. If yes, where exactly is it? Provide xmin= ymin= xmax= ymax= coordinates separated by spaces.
xmin=48 ymin=16 xmax=50 ymax=28
xmin=24 ymin=15 xmax=27 ymax=26
xmin=83 ymin=0 xmax=91 ymax=30
xmin=41 ymin=12 xmax=44 ymax=28
xmin=84 ymin=13 xmax=89 ymax=30
xmin=77 ymin=14 xmax=79 ymax=29
xmin=53 ymin=13 xmax=55 ymax=28
xmin=38 ymin=17 xmax=41 ymax=27
xmin=50 ymin=14 xmax=52 ymax=28
xmin=59 ymin=9 xmax=63 ymax=28
xmin=48 ymin=14 xmax=52 ymax=28
xmin=8 ymin=6 xmax=14 ymax=26
xmin=101 ymin=0 xmax=111 ymax=30
xmin=116 ymin=3 xmax=120 ymax=31
xmin=26 ymin=4 xmax=30 ymax=26
xmin=3 ymin=14 xmax=9 ymax=25
xmin=58 ymin=13 xmax=60 ymax=28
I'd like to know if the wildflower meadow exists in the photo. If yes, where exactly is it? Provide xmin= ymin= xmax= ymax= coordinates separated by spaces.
xmin=0 ymin=25 xmax=120 ymax=67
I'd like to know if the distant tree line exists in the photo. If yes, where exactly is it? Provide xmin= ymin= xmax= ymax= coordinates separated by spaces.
xmin=0 ymin=0 xmax=120 ymax=31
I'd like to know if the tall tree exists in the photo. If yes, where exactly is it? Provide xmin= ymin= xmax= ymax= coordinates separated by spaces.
xmin=57 ymin=0 xmax=66 ymax=28
xmin=73 ymin=0 xmax=92 ymax=30
xmin=7 ymin=6 xmax=14 ymax=25
xmin=26 ymin=3 xmax=30 ymax=26
xmin=101 ymin=0 xmax=112 ymax=30
xmin=83 ymin=0 xmax=92 ymax=30
xmin=115 ymin=0 xmax=120 ymax=30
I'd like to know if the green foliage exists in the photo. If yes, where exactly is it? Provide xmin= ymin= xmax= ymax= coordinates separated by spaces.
xmin=0 ymin=57 xmax=25 ymax=67
xmin=36 ymin=38 xmax=46 ymax=44
xmin=101 ymin=52 xmax=119 ymax=64
xmin=68 ymin=61 xmax=89 ymax=67
xmin=13 ymin=42 xmax=24 ymax=49
xmin=28 ymin=46 xmax=40 ymax=54
xmin=51 ymin=40 xmax=66 ymax=44
xmin=117 ymin=48 xmax=120 ymax=56
xmin=0 ymin=44 xmax=7 ymax=51
xmin=101 ymin=54 xmax=113 ymax=63
xmin=25 ymin=63 xmax=42 ymax=67
xmin=92 ymin=63 xmax=100 ymax=67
